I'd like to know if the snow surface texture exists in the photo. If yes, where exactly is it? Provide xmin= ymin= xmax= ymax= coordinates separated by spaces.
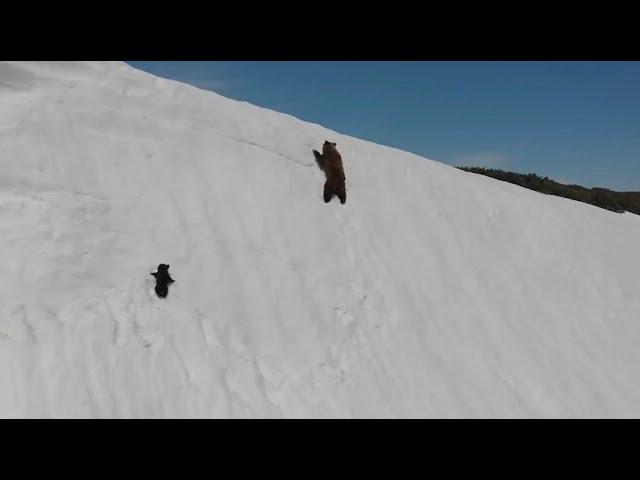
xmin=1 ymin=61 xmax=639 ymax=418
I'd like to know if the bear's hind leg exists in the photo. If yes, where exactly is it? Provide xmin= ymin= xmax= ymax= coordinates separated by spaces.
xmin=324 ymin=181 xmax=333 ymax=203
xmin=337 ymin=182 xmax=346 ymax=204
xmin=155 ymin=283 xmax=168 ymax=298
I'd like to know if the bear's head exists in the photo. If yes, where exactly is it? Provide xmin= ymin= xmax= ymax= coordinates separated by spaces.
xmin=323 ymin=140 xmax=337 ymax=154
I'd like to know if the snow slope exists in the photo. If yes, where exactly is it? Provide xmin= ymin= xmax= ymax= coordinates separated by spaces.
xmin=1 ymin=61 xmax=639 ymax=418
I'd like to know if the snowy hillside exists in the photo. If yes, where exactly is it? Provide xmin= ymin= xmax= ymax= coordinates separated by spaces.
xmin=1 ymin=61 xmax=640 ymax=418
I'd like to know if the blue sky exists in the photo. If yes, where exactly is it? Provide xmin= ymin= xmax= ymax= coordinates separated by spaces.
xmin=128 ymin=61 xmax=640 ymax=191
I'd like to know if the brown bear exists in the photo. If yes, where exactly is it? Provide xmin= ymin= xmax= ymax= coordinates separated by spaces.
xmin=151 ymin=264 xmax=175 ymax=298
xmin=313 ymin=141 xmax=346 ymax=204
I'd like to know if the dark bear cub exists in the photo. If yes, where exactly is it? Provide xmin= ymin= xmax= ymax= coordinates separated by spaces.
xmin=151 ymin=264 xmax=175 ymax=298
xmin=313 ymin=140 xmax=346 ymax=204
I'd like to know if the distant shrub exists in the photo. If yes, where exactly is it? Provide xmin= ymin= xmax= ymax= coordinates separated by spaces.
xmin=457 ymin=167 xmax=640 ymax=216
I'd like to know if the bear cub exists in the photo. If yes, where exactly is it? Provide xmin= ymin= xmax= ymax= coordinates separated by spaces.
xmin=313 ymin=141 xmax=346 ymax=205
xmin=151 ymin=264 xmax=175 ymax=298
